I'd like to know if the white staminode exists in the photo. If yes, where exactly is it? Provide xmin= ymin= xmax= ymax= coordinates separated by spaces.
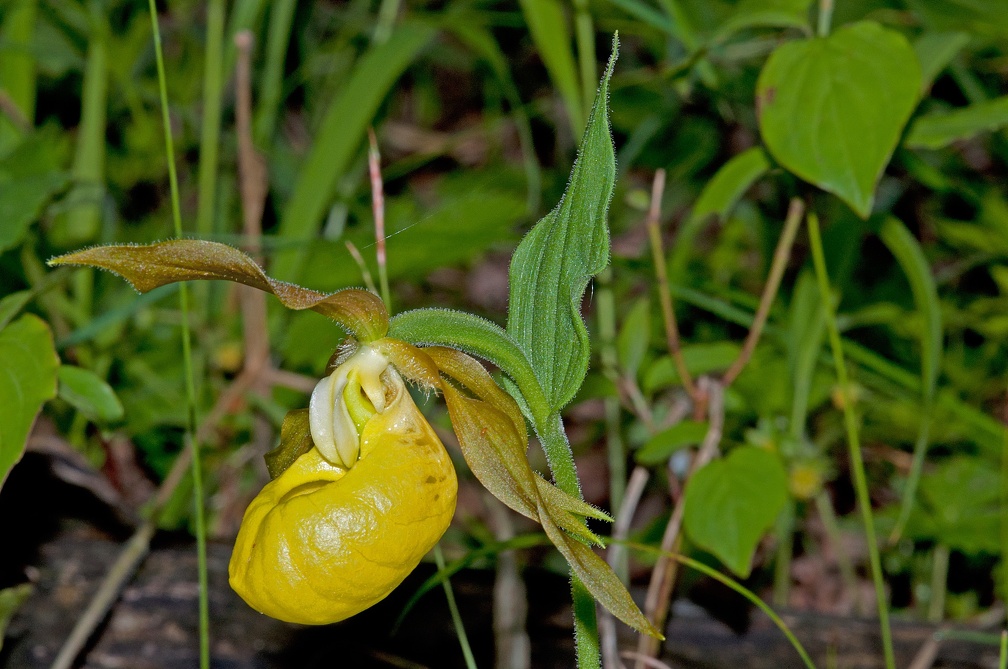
xmin=308 ymin=346 xmax=392 ymax=468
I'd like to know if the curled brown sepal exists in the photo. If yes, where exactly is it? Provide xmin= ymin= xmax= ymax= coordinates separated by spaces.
xmin=49 ymin=240 xmax=388 ymax=342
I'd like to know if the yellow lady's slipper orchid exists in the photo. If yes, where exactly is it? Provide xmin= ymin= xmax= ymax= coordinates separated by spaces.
xmin=228 ymin=346 xmax=457 ymax=625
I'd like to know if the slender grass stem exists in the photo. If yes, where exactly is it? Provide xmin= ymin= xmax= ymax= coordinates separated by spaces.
xmin=624 ymin=541 xmax=818 ymax=669
xmin=807 ymin=212 xmax=894 ymax=669
xmin=596 ymin=266 xmax=627 ymax=568
xmin=373 ymin=0 xmax=402 ymax=45
xmin=999 ymin=630 xmax=1007 ymax=669
xmin=434 ymin=545 xmax=478 ymax=669
xmin=147 ymin=4 xmax=210 ymax=667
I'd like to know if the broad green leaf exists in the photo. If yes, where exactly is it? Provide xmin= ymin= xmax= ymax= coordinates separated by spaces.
xmin=0 ymin=315 xmax=59 ymax=489
xmin=57 ymin=365 xmax=124 ymax=422
xmin=0 ymin=583 xmax=32 ymax=651
xmin=0 ymin=172 xmax=69 ymax=252
xmin=756 ymin=21 xmax=920 ymax=217
xmin=49 ymin=240 xmax=389 ymax=342
xmin=507 ymin=46 xmax=617 ymax=411
xmin=271 ymin=23 xmax=435 ymax=283
xmin=616 ymin=297 xmax=651 ymax=380
xmin=905 ymin=96 xmax=1008 ymax=150
xmin=636 ymin=420 xmax=709 ymax=465
xmin=684 ymin=446 xmax=788 ymax=577
xmin=670 ymin=147 xmax=770 ymax=280
xmin=913 ymin=31 xmax=969 ymax=91
xmin=517 ymin=0 xmax=584 ymax=134
xmin=265 ymin=409 xmax=314 ymax=479
xmin=643 ymin=342 xmax=741 ymax=393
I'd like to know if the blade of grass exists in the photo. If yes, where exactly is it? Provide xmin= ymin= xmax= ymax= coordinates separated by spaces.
xmin=880 ymin=217 xmax=942 ymax=544
xmin=195 ymin=0 xmax=226 ymax=239
xmin=252 ymin=0 xmax=296 ymax=146
xmin=517 ymin=0 xmax=585 ymax=135
xmin=146 ymin=3 xmax=209 ymax=667
xmin=808 ymin=211 xmax=894 ymax=669
xmin=624 ymin=541 xmax=817 ymax=669
xmin=0 ymin=0 xmax=37 ymax=151
xmin=1000 ymin=630 xmax=1007 ymax=669
xmin=271 ymin=23 xmax=434 ymax=283
xmin=434 ymin=544 xmax=478 ymax=669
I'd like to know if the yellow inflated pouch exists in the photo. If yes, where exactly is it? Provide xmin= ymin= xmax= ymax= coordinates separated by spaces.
xmin=228 ymin=350 xmax=457 ymax=625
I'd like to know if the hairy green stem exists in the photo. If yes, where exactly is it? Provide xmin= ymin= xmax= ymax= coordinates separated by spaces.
xmin=147 ymin=4 xmax=210 ymax=667
xmin=808 ymin=212 xmax=894 ymax=669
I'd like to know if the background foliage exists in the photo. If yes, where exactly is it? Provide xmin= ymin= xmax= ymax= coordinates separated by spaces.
xmin=3 ymin=0 xmax=1008 ymax=665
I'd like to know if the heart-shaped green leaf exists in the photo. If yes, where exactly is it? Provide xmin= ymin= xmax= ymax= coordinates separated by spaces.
xmin=756 ymin=21 xmax=920 ymax=217
xmin=0 ymin=315 xmax=59 ymax=490
xmin=683 ymin=446 xmax=788 ymax=577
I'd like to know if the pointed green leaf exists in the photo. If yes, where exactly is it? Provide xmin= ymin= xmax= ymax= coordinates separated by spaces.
xmin=49 ymin=240 xmax=388 ymax=341
xmin=57 ymin=365 xmax=123 ymax=422
xmin=539 ymin=504 xmax=662 ymax=638
xmin=756 ymin=21 xmax=920 ymax=217
xmin=507 ymin=43 xmax=617 ymax=411
xmin=265 ymin=409 xmax=314 ymax=479
xmin=905 ymin=95 xmax=1008 ymax=149
xmin=683 ymin=447 xmax=788 ymax=577
xmin=0 ymin=315 xmax=59 ymax=490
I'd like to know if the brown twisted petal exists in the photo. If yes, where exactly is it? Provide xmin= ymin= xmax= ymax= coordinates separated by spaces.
xmin=48 ymin=240 xmax=388 ymax=341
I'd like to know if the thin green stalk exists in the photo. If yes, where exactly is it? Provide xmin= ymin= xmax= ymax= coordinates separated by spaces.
xmin=1002 ymin=393 xmax=1008 ymax=627
xmin=808 ymin=212 xmax=894 ymax=669
xmin=373 ymin=0 xmax=402 ymax=44
xmin=928 ymin=544 xmax=949 ymax=622
xmin=147 ymin=4 xmax=209 ymax=668
xmin=195 ymin=0 xmax=226 ymax=238
xmin=434 ymin=545 xmax=478 ymax=669
xmin=999 ymin=630 xmax=1007 ymax=669
xmin=890 ymin=414 xmax=933 ymax=542
xmin=773 ymin=500 xmax=795 ymax=607
xmin=596 ymin=266 xmax=627 ymax=580
xmin=817 ymin=0 xmax=833 ymax=37
xmin=815 ymin=491 xmax=861 ymax=614
xmin=624 ymin=541 xmax=817 ymax=669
